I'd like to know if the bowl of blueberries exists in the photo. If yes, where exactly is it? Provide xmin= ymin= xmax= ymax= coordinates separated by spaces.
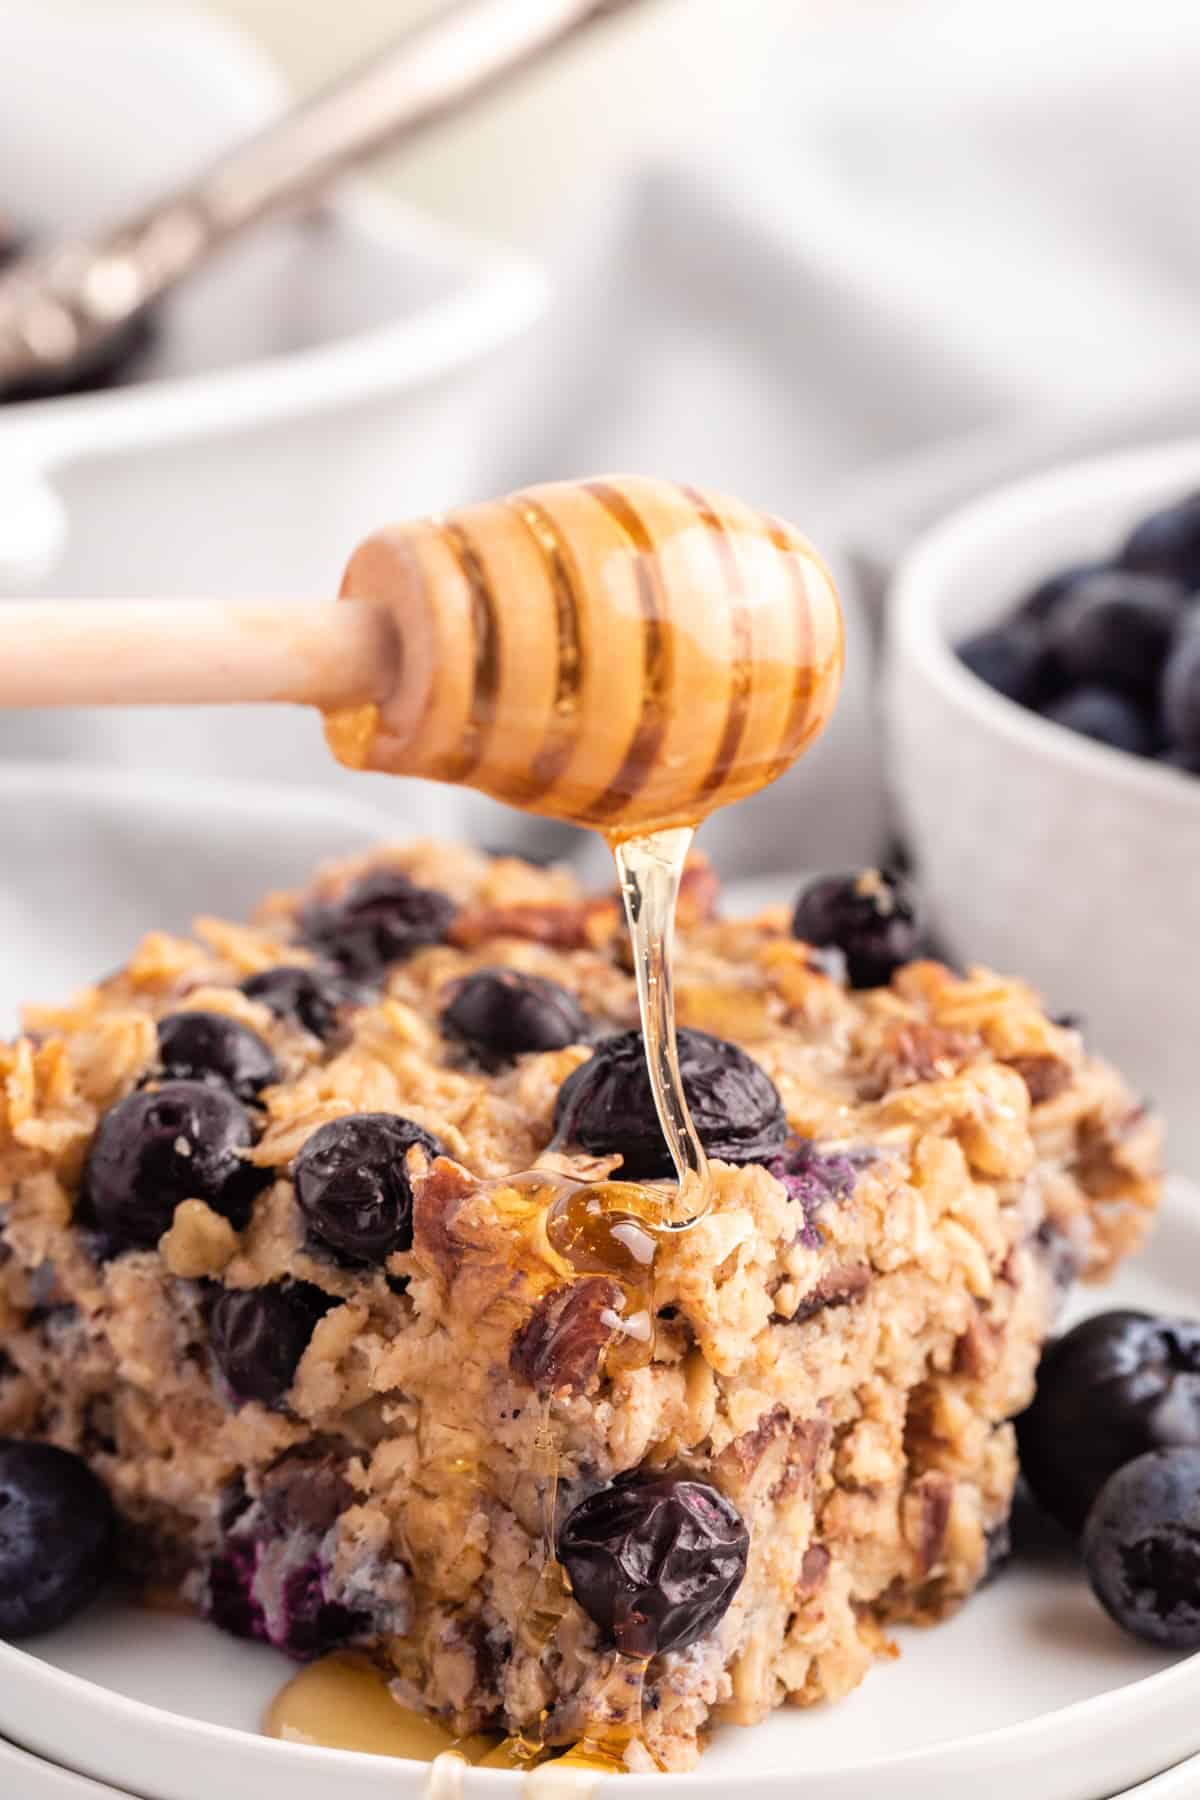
xmin=885 ymin=438 xmax=1200 ymax=1173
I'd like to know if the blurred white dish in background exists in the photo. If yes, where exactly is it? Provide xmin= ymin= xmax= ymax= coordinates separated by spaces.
xmin=886 ymin=438 xmax=1200 ymax=1176
xmin=0 ymin=3 xmax=551 ymax=848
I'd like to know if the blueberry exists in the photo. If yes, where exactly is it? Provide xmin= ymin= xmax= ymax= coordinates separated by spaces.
xmin=1162 ymin=624 xmax=1200 ymax=751
xmin=1016 ymin=561 xmax=1113 ymax=624
xmin=558 ymin=1471 xmax=749 ymax=1658
xmin=292 ymin=1113 xmax=444 ymax=1265
xmin=157 ymin=1012 xmax=279 ymax=1102
xmin=1082 ymin=1449 xmax=1200 ymax=1649
xmin=82 ymin=1080 xmax=270 ymax=1251
xmin=791 ymin=869 xmax=920 ymax=989
xmin=1016 ymin=1311 xmax=1200 ymax=1533
xmin=1120 ymin=493 xmax=1200 ymax=589
xmin=958 ymin=622 xmax=1061 ymax=708
xmin=1044 ymin=571 xmax=1183 ymax=698
xmin=765 ymin=1141 xmax=857 ymax=1249
xmin=205 ymin=1450 xmax=365 ymax=1660
xmin=0 ymin=1439 xmax=115 ymax=1638
xmin=301 ymin=871 xmax=455 ymax=979
xmin=210 ymin=1282 xmax=335 ymax=1409
xmin=239 ymin=965 xmax=367 ymax=1041
xmin=553 ymin=1028 xmax=787 ymax=1180
xmin=1041 ymin=686 xmax=1156 ymax=757
xmin=442 ymin=969 xmax=588 ymax=1064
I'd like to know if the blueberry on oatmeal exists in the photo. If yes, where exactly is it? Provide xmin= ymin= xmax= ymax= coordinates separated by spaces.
xmin=157 ymin=1011 xmax=279 ymax=1102
xmin=240 ymin=965 xmax=367 ymax=1041
xmin=292 ymin=1113 xmax=443 ymax=1265
xmin=210 ymin=1282 xmax=336 ymax=1409
xmin=0 ymin=1439 xmax=115 ymax=1638
xmin=558 ymin=1472 xmax=749 ymax=1658
xmin=81 ymin=1079 xmax=270 ymax=1251
xmin=791 ymin=869 xmax=920 ymax=989
xmin=553 ymin=1027 xmax=787 ymax=1179
xmin=441 ymin=968 xmax=588 ymax=1063
xmin=301 ymin=870 xmax=455 ymax=978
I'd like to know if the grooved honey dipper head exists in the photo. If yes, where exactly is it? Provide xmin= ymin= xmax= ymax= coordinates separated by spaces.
xmin=324 ymin=476 xmax=843 ymax=836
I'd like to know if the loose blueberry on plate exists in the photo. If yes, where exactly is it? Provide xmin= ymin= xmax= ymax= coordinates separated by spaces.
xmin=157 ymin=1011 xmax=279 ymax=1102
xmin=210 ymin=1282 xmax=335 ymax=1409
xmin=1162 ymin=623 xmax=1200 ymax=753
xmin=1082 ymin=1448 xmax=1200 ymax=1649
xmin=557 ymin=1471 xmax=749 ymax=1658
xmin=82 ymin=1079 xmax=271 ymax=1251
xmin=1040 ymin=686 xmax=1156 ymax=758
xmin=791 ymin=869 xmax=920 ymax=989
xmin=240 ymin=965 xmax=367 ymax=1041
xmin=301 ymin=870 xmax=455 ymax=979
xmin=1120 ymin=492 xmax=1200 ymax=590
xmin=958 ymin=621 xmax=1061 ymax=708
xmin=442 ymin=968 xmax=588 ymax=1063
xmin=1043 ymin=570 xmax=1183 ymax=699
xmin=292 ymin=1112 xmax=444 ymax=1265
xmin=0 ymin=1439 xmax=115 ymax=1638
xmin=553 ymin=1028 xmax=787 ymax=1180
xmin=1016 ymin=1310 xmax=1200 ymax=1533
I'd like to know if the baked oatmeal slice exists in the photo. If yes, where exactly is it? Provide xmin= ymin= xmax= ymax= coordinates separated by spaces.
xmin=0 ymin=845 xmax=1161 ymax=1770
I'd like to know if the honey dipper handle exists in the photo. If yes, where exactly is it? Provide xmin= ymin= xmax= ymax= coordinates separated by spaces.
xmin=0 ymin=601 xmax=397 ymax=710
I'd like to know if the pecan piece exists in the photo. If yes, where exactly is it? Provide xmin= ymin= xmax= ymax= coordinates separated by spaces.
xmin=447 ymin=903 xmax=594 ymax=951
xmin=772 ymin=1417 xmax=832 ymax=1502
xmin=796 ymin=1542 xmax=831 ymax=1598
xmin=790 ymin=1261 xmax=871 ymax=1324
xmin=717 ymin=1402 xmax=791 ymax=1483
xmin=411 ymin=1157 xmax=477 ymax=1285
xmin=261 ymin=1442 xmax=357 ymax=1534
xmin=717 ymin=1405 xmax=829 ymax=1503
xmin=904 ymin=1470 xmax=955 ymax=1577
xmin=510 ymin=1277 xmax=623 ymax=1397
xmin=886 ymin=1022 xmax=977 ymax=1085
xmin=1008 ymin=1055 xmax=1073 ymax=1106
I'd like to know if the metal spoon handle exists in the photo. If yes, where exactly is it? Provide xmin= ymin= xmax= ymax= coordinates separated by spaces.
xmin=189 ymin=0 xmax=637 ymax=258
xmin=0 ymin=0 xmax=641 ymax=384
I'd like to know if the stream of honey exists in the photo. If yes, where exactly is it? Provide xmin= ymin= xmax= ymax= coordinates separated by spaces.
xmin=264 ymin=824 xmax=712 ymax=1786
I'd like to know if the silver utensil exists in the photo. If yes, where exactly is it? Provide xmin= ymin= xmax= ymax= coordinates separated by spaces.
xmin=0 ymin=0 xmax=644 ymax=399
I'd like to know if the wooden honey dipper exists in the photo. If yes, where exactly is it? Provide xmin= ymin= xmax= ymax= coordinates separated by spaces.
xmin=0 ymin=476 xmax=843 ymax=833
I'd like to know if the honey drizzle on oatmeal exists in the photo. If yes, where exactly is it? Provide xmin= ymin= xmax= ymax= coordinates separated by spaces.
xmin=611 ymin=826 xmax=711 ymax=1225
xmin=264 ymin=831 xmax=715 ymax=1774
xmin=495 ymin=821 xmax=710 ymax=1774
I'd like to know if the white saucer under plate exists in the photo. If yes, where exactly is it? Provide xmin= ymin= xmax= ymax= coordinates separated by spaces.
xmin=1 ymin=1182 xmax=1196 ymax=1800
xmin=0 ymin=1737 xmax=133 ymax=1798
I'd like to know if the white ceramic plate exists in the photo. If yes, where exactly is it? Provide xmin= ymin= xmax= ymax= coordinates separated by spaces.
xmin=1 ymin=1189 xmax=1196 ymax=1800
